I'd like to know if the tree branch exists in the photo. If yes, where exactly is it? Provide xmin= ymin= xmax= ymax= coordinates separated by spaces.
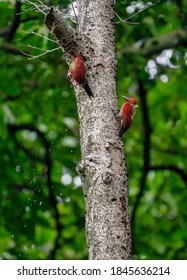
xmin=2 ymin=90 xmax=24 ymax=102
xmin=20 ymin=16 xmax=39 ymax=23
xmin=120 ymin=29 xmax=187 ymax=57
xmin=0 ymin=43 xmax=24 ymax=55
xmin=8 ymin=123 xmax=63 ymax=259
xmin=6 ymin=0 xmax=21 ymax=41
xmin=150 ymin=165 xmax=187 ymax=185
xmin=45 ymin=7 xmax=78 ymax=62
xmin=0 ymin=1 xmax=38 ymax=41
xmin=131 ymin=78 xmax=152 ymax=253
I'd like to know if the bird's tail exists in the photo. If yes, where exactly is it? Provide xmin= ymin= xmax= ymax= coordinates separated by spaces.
xmin=83 ymin=81 xmax=94 ymax=98
xmin=119 ymin=125 xmax=126 ymax=137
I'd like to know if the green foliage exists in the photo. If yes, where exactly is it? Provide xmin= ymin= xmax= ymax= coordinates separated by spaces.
xmin=117 ymin=0 xmax=187 ymax=260
xmin=0 ymin=0 xmax=187 ymax=259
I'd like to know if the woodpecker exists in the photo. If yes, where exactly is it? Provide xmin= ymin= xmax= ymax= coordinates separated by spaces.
xmin=69 ymin=56 xmax=94 ymax=98
xmin=118 ymin=96 xmax=138 ymax=137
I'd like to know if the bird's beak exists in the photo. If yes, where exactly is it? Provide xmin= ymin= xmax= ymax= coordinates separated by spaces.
xmin=122 ymin=96 xmax=128 ymax=101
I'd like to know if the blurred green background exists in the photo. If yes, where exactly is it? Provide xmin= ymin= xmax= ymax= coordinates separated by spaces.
xmin=0 ymin=0 xmax=187 ymax=259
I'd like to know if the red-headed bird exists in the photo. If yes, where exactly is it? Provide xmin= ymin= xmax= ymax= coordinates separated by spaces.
xmin=118 ymin=96 xmax=138 ymax=137
xmin=69 ymin=56 xmax=94 ymax=98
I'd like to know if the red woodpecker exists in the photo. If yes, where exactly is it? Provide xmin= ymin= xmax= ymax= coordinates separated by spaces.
xmin=118 ymin=96 xmax=138 ymax=137
xmin=69 ymin=56 xmax=94 ymax=98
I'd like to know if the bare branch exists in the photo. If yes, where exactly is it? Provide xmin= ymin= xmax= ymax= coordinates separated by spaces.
xmin=21 ymin=0 xmax=50 ymax=15
xmin=21 ymin=29 xmax=57 ymax=43
xmin=116 ymin=0 xmax=160 ymax=24
xmin=16 ymin=6 xmax=36 ymax=15
xmin=45 ymin=7 xmax=78 ymax=62
xmin=115 ymin=11 xmax=139 ymax=25
xmin=21 ymin=46 xmax=61 ymax=60
xmin=70 ymin=0 xmax=78 ymax=24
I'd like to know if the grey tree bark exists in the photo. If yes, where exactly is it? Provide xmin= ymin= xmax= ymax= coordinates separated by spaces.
xmin=45 ymin=0 xmax=132 ymax=260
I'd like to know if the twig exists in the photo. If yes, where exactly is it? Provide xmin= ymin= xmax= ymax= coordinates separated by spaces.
xmin=116 ymin=0 xmax=160 ymax=24
xmin=20 ymin=42 xmax=48 ymax=51
xmin=20 ymin=0 xmax=49 ymax=15
xmin=21 ymin=46 xmax=61 ymax=60
xmin=16 ymin=6 xmax=36 ymax=15
xmin=70 ymin=0 xmax=78 ymax=24
xmin=21 ymin=30 xmax=57 ymax=43
xmin=115 ymin=11 xmax=139 ymax=25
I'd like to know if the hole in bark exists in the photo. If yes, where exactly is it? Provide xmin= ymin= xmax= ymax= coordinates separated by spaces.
xmin=117 ymin=235 xmax=120 ymax=239
xmin=111 ymin=198 xmax=117 ymax=202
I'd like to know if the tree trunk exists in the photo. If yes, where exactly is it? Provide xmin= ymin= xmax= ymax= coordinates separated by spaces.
xmin=45 ymin=0 xmax=132 ymax=260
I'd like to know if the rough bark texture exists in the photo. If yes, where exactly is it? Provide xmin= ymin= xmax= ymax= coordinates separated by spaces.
xmin=45 ymin=0 xmax=132 ymax=260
